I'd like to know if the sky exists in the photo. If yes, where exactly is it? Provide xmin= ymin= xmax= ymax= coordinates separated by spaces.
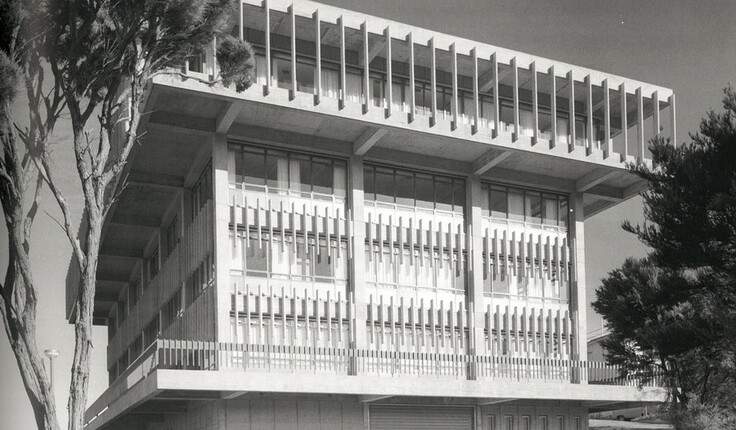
xmin=1 ymin=0 xmax=735 ymax=428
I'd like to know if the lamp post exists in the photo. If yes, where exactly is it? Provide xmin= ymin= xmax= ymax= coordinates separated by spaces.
xmin=44 ymin=349 xmax=60 ymax=391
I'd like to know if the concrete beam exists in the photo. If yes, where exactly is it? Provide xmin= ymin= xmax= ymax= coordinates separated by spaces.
xmin=95 ymin=292 xmax=122 ymax=303
xmin=359 ymin=395 xmax=392 ymax=403
xmin=96 ymin=273 xmax=131 ymax=284
xmin=584 ymin=185 xmax=624 ymax=202
xmin=215 ymin=101 xmax=241 ymax=134
xmin=473 ymin=149 xmax=512 ymax=175
xmin=353 ymin=127 xmax=387 ymax=156
xmin=623 ymin=179 xmax=648 ymax=200
xmin=99 ymin=247 xmax=143 ymax=260
xmin=127 ymin=170 xmax=184 ymax=190
xmin=221 ymin=391 xmax=248 ymax=400
xmin=478 ymin=398 xmax=517 ymax=406
xmin=479 ymin=65 xmax=510 ymax=93
xmin=109 ymin=218 xmax=160 ymax=229
xmin=359 ymin=38 xmax=386 ymax=66
xmin=147 ymin=111 xmax=214 ymax=136
xmin=575 ymin=169 xmax=619 ymax=192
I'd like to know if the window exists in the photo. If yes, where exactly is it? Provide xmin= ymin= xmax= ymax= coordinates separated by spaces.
xmin=146 ymin=246 xmax=159 ymax=283
xmin=165 ymin=216 xmax=179 ymax=257
xmin=128 ymin=277 xmax=141 ymax=308
xmin=117 ymin=298 xmax=127 ymax=324
xmin=482 ymin=183 xmax=569 ymax=226
xmin=229 ymin=144 xmax=347 ymax=199
xmin=191 ymin=161 xmax=212 ymax=217
xmin=503 ymin=415 xmax=514 ymax=430
xmin=363 ymin=164 xmax=465 ymax=213
xmin=144 ymin=317 xmax=160 ymax=347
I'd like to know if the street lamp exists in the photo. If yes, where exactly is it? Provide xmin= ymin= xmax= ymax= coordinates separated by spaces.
xmin=44 ymin=349 xmax=60 ymax=390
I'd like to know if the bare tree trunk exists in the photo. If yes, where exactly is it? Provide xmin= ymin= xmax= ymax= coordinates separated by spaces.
xmin=1 ymin=124 xmax=60 ymax=430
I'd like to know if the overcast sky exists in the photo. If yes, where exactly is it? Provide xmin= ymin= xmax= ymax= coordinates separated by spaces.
xmin=2 ymin=0 xmax=735 ymax=428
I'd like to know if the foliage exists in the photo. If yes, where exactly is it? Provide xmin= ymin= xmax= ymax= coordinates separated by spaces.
xmin=1 ymin=0 xmax=256 ymax=428
xmin=670 ymin=402 xmax=736 ymax=430
xmin=592 ymin=87 xmax=736 ymax=425
xmin=217 ymin=35 xmax=255 ymax=92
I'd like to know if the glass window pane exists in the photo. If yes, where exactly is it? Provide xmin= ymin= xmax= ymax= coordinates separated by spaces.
xmin=289 ymin=154 xmax=311 ymax=193
xmin=481 ymin=185 xmax=490 ymax=217
xmin=333 ymin=160 xmax=347 ymax=198
xmin=395 ymin=170 xmax=414 ymax=206
xmin=374 ymin=167 xmax=394 ymax=203
xmin=242 ymin=148 xmax=266 ymax=185
xmin=296 ymin=61 xmax=315 ymax=93
xmin=525 ymin=192 xmax=542 ymax=223
xmin=415 ymin=173 xmax=434 ymax=209
xmin=490 ymin=186 xmax=508 ymax=218
xmin=435 ymin=176 xmax=453 ymax=211
xmin=508 ymin=189 xmax=524 ymax=221
xmin=311 ymin=158 xmax=333 ymax=195
xmin=364 ymin=166 xmax=375 ymax=201
xmin=265 ymin=150 xmax=286 ymax=189
xmin=452 ymin=179 xmax=465 ymax=214
xmin=543 ymin=196 xmax=559 ymax=225
xmin=560 ymin=198 xmax=569 ymax=228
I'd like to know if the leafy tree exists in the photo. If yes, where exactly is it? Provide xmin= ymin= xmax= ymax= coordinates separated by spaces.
xmin=593 ymin=87 xmax=736 ymax=421
xmin=1 ymin=0 xmax=254 ymax=428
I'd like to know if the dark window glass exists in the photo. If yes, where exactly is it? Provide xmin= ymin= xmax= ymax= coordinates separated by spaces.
xmin=374 ymin=167 xmax=394 ymax=203
xmin=363 ymin=166 xmax=375 ymax=201
xmin=435 ymin=176 xmax=453 ymax=211
xmin=311 ymin=159 xmax=333 ymax=195
xmin=291 ymin=154 xmax=311 ymax=193
xmin=560 ymin=198 xmax=569 ymax=228
xmin=508 ymin=189 xmax=524 ymax=221
xmin=265 ymin=150 xmax=280 ymax=189
xmin=415 ymin=173 xmax=434 ymax=209
xmin=452 ymin=179 xmax=466 ymax=214
xmin=490 ymin=186 xmax=508 ymax=218
xmin=543 ymin=196 xmax=559 ymax=225
xmin=525 ymin=192 xmax=542 ymax=223
xmin=242 ymin=148 xmax=266 ymax=185
xmin=334 ymin=160 xmax=347 ymax=198
xmin=395 ymin=170 xmax=414 ymax=206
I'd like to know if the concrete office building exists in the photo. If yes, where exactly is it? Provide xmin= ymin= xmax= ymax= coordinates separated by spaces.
xmin=67 ymin=0 xmax=674 ymax=428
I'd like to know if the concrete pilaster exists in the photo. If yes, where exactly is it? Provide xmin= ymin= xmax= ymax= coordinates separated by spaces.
xmin=570 ymin=192 xmax=587 ymax=365
xmin=349 ymin=155 xmax=367 ymax=349
xmin=212 ymin=133 xmax=232 ymax=343
xmin=466 ymin=175 xmax=485 ymax=355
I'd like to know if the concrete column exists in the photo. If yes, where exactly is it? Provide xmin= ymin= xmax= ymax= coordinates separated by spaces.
xmin=451 ymin=43 xmax=458 ymax=129
xmin=466 ymin=175 xmax=485 ymax=355
xmin=338 ymin=16 xmax=346 ymax=109
xmin=212 ymin=133 xmax=232 ymax=343
xmin=570 ymin=192 xmax=587 ymax=368
xmin=314 ymin=10 xmax=321 ymax=105
xmin=531 ymin=61 xmax=538 ymax=145
xmin=429 ymin=37 xmax=437 ymax=126
xmin=288 ymin=5 xmax=296 ymax=99
xmin=585 ymin=75 xmax=593 ymax=155
xmin=652 ymin=91 xmax=660 ymax=136
xmin=349 ymin=156 xmax=367 ymax=349
xmin=619 ymin=83 xmax=628 ymax=160
xmin=238 ymin=0 xmax=243 ymax=40
xmin=567 ymin=70 xmax=575 ymax=152
xmin=471 ymin=48 xmax=479 ymax=134
xmin=384 ymin=26 xmax=392 ymax=117
xmin=491 ymin=53 xmax=500 ymax=138
xmin=511 ymin=57 xmax=519 ymax=141
xmin=407 ymin=33 xmax=415 ymax=123
xmin=603 ymin=79 xmax=611 ymax=158
xmin=362 ymin=22 xmax=370 ymax=111
xmin=669 ymin=94 xmax=677 ymax=146
xmin=549 ymin=66 xmax=557 ymax=149
xmin=636 ymin=87 xmax=644 ymax=162
xmin=264 ymin=0 xmax=271 ymax=93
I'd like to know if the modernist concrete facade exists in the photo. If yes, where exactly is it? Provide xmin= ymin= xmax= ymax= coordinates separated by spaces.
xmin=66 ymin=1 xmax=675 ymax=428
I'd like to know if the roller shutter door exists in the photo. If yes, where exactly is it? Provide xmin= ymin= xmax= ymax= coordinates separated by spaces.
xmin=370 ymin=405 xmax=473 ymax=430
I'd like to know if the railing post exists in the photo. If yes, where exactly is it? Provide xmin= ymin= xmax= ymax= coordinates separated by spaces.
xmin=620 ymin=82 xmax=628 ymax=161
xmin=314 ymin=9 xmax=321 ymax=105
xmin=429 ymin=37 xmax=437 ymax=126
xmin=567 ymin=70 xmax=575 ymax=152
xmin=603 ymin=79 xmax=611 ymax=158
xmin=491 ymin=53 xmax=500 ymax=138
xmin=549 ymin=66 xmax=557 ymax=148
xmin=511 ymin=57 xmax=519 ymax=141
xmin=407 ymin=33 xmax=415 ymax=123
xmin=264 ymin=0 xmax=271 ymax=94
xmin=288 ymin=4 xmax=296 ymax=100
xmin=471 ymin=48 xmax=479 ymax=134
xmin=531 ymin=61 xmax=538 ymax=145
xmin=385 ymin=26 xmax=392 ymax=118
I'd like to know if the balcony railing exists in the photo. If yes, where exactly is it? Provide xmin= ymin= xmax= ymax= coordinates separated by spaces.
xmin=150 ymin=339 xmax=665 ymax=386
